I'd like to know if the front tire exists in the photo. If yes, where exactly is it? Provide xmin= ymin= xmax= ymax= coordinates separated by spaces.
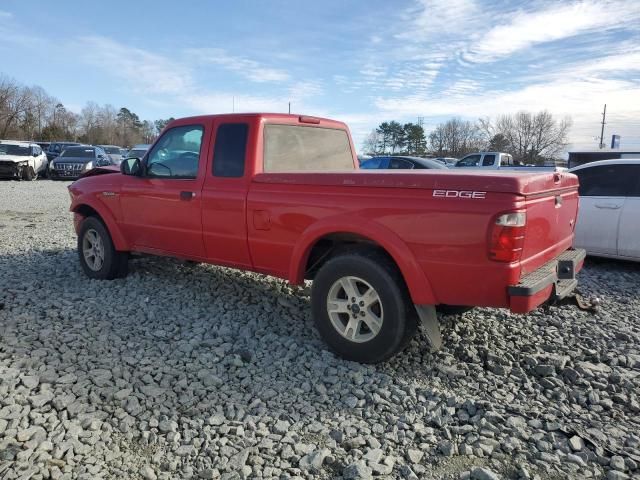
xmin=78 ymin=217 xmax=128 ymax=280
xmin=22 ymin=166 xmax=37 ymax=181
xmin=311 ymin=250 xmax=417 ymax=363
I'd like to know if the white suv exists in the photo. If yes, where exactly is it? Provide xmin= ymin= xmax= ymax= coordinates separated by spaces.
xmin=0 ymin=141 xmax=48 ymax=180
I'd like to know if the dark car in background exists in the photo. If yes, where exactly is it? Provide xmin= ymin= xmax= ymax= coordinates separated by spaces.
xmin=35 ymin=141 xmax=51 ymax=153
xmin=46 ymin=141 xmax=81 ymax=162
xmin=360 ymin=155 xmax=448 ymax=170
xmin=49 ymin=145 xmax=110 ymax=180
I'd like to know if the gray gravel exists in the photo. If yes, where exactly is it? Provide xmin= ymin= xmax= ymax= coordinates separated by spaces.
xmin=1 ymin=180 xmax=639 ymax=480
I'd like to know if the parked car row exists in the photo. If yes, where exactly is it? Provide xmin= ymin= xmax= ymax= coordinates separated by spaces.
xmin=361 ymin=152 xmax=563 ymax=171
xmin=0 ymin=139 xmax=148 ymax=180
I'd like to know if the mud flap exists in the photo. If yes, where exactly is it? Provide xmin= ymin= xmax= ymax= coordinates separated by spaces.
xmin=415 ymin=305 xmax=442 ymax=352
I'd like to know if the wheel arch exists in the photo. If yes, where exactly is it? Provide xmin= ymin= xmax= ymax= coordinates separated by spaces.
xmin=71 ymin=200 xmax=129 ymax=251
xmin=289 ymin=218 xmax=436 ymax=305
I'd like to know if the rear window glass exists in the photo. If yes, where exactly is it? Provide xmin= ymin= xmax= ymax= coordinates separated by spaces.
xmin=263 ymin=125 xmax=353 ymax=172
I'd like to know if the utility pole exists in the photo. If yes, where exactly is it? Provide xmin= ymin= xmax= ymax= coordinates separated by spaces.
xmin=288 ymin=102 xmax=291 ymax=114
xmin=599 ymin=104 xmax=607 ymax=149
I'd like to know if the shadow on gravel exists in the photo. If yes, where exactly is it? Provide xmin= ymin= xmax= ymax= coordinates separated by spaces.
xmin=1 ymin=247 xmax=440 ymax=423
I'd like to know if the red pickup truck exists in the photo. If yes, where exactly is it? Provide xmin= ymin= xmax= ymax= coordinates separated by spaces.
xmin=68 ymin=113 xmax=585 ymax=363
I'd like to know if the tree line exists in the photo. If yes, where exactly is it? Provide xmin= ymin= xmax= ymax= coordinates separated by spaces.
xmin=362 ymin=111 xmax=572 ymax=165
xmin=0 ymin=75 xmax=174 ymax=146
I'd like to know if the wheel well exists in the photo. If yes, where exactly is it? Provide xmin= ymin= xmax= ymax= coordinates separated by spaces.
xmin=304 ymin=233 xmax=400 ymax=281
xmin=74 ymin=204 xmax=101 ymax=221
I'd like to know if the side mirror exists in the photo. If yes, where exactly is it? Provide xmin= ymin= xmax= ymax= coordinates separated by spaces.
xmin=121 ymin=157 xmax=142 ymax=176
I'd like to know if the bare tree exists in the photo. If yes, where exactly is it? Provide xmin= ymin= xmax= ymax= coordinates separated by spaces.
xmin=428 ymin=118 xmax=484 ymax=157
xmin=494 ymin=111 xmax=571 ymax=164
xmin=362 ymin=129 xmax=379 ymax=155
xmin=0 ymin=76 xmax=32 ymax=138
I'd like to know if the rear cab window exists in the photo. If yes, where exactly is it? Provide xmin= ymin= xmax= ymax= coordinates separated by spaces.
xmin=263 ymin=124 xmax=353 ymax=172
xmin=482 ymin=154 xmax=496 ymax=166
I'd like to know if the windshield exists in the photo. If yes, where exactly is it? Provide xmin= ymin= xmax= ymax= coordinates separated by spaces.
xmin=61 ymin=148 xmax=95 ymax=158
xmin=103 ymin=147 xmax=121 ymax=154
xmin=0 ymin=144 xmax=30 ymax=156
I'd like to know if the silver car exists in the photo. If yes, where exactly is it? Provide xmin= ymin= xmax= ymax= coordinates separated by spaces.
xmin=98 ymin=145 xmax=126 ymax=165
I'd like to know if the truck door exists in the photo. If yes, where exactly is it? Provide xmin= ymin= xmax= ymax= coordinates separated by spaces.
xmin=617 ymin=164 xmax=640 ymax=259
xmin=201 ymin=121 xmax=253 ymax=268
xmin=119 ymin=122 xmax=207 ymax=258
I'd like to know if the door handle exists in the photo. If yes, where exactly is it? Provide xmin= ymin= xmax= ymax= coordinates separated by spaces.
xmin=595 ymin=203 xmax=621 ymax=210
xmin=180 ymin=191 xmax=196 ymax=201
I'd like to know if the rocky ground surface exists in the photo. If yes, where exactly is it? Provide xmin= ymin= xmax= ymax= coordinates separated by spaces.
xmin=0 ymin=180 xmax=639 ymax=480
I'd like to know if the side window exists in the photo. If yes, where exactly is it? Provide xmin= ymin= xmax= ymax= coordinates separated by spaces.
xmin=146 ymin=125 xmax=203 ymax=179
xmin=53 ymin=144 xmax=61 ymax=153
xmin=360 ymin=158 xmax=383 ymax=169
xmin=482 ymin=154 xmax=496 ymax=166
xmin=575 ymin=165 xmax=634 ymax=197
xmin=389 ymin=158 xmax=413 ymax=169
xmin=212 ymin=123 xmax=248 ymax=178
xmin=628 ymin=165 xmax=640 ymax=197
xmin=456 ymin=154 xmax=481 ymax=167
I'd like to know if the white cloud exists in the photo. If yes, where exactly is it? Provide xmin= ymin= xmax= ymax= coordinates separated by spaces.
xmin=375 ymin=77 xmax=640 ymax=118
xmin=403 ymin=0 xmax=478 ymax=37
xmin=77 ymin=36 xmax=193 ymax=95
xmin=186 ymin=48 xmax=290 ymax=83
xmin=0 ymin=10 xmax=12 ymax=18
xmin=464 ymin=0 xmax=640 ymax=63
xmin=182 ymin=93 xmax=285 ymax=114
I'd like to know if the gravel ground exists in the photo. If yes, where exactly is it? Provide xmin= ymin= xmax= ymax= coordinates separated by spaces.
xmin=1 ymin=180 xmax=639 ymax=480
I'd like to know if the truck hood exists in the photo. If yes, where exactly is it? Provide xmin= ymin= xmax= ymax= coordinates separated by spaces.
xmin=0 ymin=155 xmax=31 ymax=164
xmin=78 ymin=165 xmax=120 ymax=179
xmin=254 ymin=170 xmax=578 ymax=196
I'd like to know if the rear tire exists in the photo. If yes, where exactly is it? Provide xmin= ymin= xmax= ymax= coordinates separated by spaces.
xmin=78 ymin=216 xmax=128 ymax=280
xmin=311 ymin=250 xmax=417 ymax=363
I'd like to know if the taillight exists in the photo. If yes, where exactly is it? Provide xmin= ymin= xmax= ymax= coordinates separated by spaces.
xmin=489 ymin=212 xmax=526 ymax=262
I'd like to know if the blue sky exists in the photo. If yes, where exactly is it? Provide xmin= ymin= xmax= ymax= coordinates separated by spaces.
xmin=1 ymin=0 xmax=640 ymax=152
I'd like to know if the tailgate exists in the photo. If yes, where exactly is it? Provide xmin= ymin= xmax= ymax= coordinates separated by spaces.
xmin=520 ymin=172 xmax=579 ymax=276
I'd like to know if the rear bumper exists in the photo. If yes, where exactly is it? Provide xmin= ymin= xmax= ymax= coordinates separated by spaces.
xmin=508 ymin=248 xmax=586 ymax=313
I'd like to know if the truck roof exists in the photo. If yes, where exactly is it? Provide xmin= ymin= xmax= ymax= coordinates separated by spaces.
xmin=168 ymin=113 xmax=348 ymax=129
